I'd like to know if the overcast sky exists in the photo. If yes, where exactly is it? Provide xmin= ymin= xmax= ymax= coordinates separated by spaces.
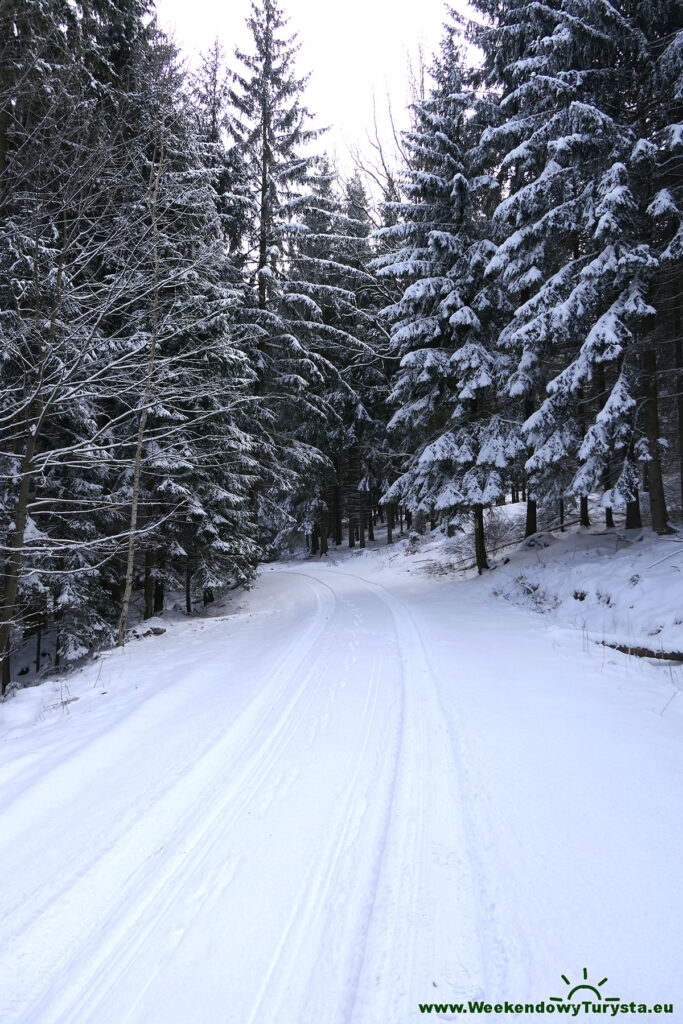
xmin=154 ymin=0 xmax=475 ymax=170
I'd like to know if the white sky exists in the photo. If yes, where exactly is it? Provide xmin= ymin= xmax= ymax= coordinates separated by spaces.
xmin=154 ymin=0 xmax=476 ymax=171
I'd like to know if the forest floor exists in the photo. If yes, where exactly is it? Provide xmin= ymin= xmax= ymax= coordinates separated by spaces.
xmin=1 ymin=522 xmax=682 ymax=1023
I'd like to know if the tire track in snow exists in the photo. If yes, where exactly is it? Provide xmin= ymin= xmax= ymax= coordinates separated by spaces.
xmin=17 ymin=571 xmax=406 ymax=1024
xmin=106 ymin=569 xmax=404 ymax=1024
xmin=0 ymin=574 xmax=333 ymax=834
xmin=236 ymin=570 xmax=405 ymax=1024
xmin=5 ymin=574 xmax=339 ymax=1024
xmin=338 ymin=567 xmax=533 ymax=1006
xmin=298 ymin=566 xmax=487 ymax=1021
xmin=3 ymin=563 xmax=526 ymax=1024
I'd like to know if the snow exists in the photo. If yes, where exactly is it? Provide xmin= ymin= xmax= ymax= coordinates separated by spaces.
xmin=1 ymin=527 xmax=682 ymax=1022
xmin=647 ymin=189 xmax=678 ymax=220
xmin=484 ymin=527 xmax=683 ymax=656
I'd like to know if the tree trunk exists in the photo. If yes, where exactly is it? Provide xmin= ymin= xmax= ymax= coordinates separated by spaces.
xmin=312 ymin=525 xmax=319 ymax=555
xmin=249 ymin=489 xmax=259 ymax=567
xmin=117 ymin=121 xmax=165 ymax=645
xmin=367 ymin=502 xmax=375 ymax=542
xmin=0 ymin=98 xmax=7 ymax=179
xmin=35 ymin=617 xmax=42 ymax=674
xmin=0 ymin=430 xmax=37 ymax=695
xmin=54 ymin=611 xmax=61 ymax=671
xmin=258 ymin=85 xmax=271 ymax=311
xmin=185 ymin=559 xmax=192 ymax=616
xmin=333 ymin=469 xmax=343 ymax=545
xmin=320 ymin=508 xmax=328 ymax=556
xmin=626 ymin=494 xmax=642 ymax=529
xmin=559 ymin=498 xmax=565 ymax=532
xmin=580 ymin=496 xmax=590 ymax=527
xmin=596 ymin=364 xmax=614 ymax=529
xmin=473 ymin=504 xmax=489 ymax=574
xmin=0 ymin=647 xmax=9 ymax=695
xmin=359 ymin=490 xmax=366 ymax=549
xmin=144 ymin=550 xmax=154 ymax=620
xmin=675 ymin=307 xmax=683 ymax=511
xmin=387 ymin=503 xmax=394 ymax=545
xmin=642 ymin=348 xmax=672 ymax=534
xmin=525 ymin=498 xmax=537 ymax=538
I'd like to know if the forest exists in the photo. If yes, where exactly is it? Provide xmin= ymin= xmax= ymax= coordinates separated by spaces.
xmin=1 ymin=0 xmax=681 ymax=692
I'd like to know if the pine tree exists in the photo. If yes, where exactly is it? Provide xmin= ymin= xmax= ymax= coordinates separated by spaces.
xmin=376 ymin=30 xmax=518 ymax=571
xmin=191 ymin=40 xmax=251 ymax=267
xmin=339 ymin=172 xmax=394 ymax=548
xmin=293 ymin=159 xmax=390 ymax=550
xmin=0 ymin=0 xmax=149 ymax=686
xmin=113 ymin=32 xmax=259 ymax=638
xmin=228 ymin=0 xmax=341 ymax=550
xmin=643 ymin=9 xmax=683 ymax=517
xmin=0 ymin=8 xmax=259 ymax=684
xmin=470 ymin=0 xmax=681 ymax=533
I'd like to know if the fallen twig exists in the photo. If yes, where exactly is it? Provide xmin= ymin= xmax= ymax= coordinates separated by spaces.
xmin=597 ymin=641 xmax=683 ymax=662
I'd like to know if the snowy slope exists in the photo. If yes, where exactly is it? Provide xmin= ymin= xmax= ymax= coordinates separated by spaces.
xmin=1 ymin=535 xmax=682 ymax=1023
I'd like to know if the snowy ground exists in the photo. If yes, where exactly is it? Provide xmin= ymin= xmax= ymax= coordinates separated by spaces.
xmin=1 ymin=525 xmax=682 ymax=1023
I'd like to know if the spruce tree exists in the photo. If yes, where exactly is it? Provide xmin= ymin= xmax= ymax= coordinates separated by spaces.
xmin=0 ymin=0 xmax=148 ymax=685
xmin=293 ymin=159 xmax=389 ymax=550
xmin=0 ymin=9 xmax=260 ymax=682
xmin=112 ymin=32 xmax=259 ymax=638
xmin=470 ymin=0 xmax=681 ymax=533
xmin=376 ymin=30 xmax=518 ymax=571
xmin=228 ymin=0 xmax=341 ymax=549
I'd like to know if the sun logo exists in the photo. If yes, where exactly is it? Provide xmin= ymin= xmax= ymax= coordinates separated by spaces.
xmin=550 ymin=969 xmax=620 ymax=1004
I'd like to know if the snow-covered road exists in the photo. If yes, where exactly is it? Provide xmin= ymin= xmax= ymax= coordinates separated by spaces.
xmin=1 ymin=558 xmax=682 ymax=1022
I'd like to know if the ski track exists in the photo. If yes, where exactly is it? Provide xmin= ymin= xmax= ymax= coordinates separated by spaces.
xmin=2 ymin=559 xmax=681 ymax=1023
xmin=331 ymin=568 xmax=533 ymax=1008
xmin=2 ymin=564 xmax=492 ymax=1024
xmin=1 ymin=573 xmax=338 ymax=1022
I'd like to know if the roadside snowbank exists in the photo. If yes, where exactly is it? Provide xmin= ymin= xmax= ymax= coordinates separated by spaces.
xmin=326 ymin=516 xmax=682 ymax=660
